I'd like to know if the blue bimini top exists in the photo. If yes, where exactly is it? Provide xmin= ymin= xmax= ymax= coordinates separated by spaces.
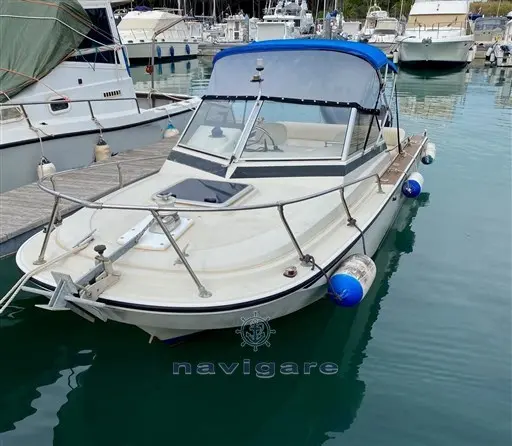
xmin=212 ymin=38 xmax=398 ymax=73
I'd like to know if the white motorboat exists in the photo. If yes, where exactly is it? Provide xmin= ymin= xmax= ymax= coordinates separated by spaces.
xmin=257 ymin=0 xmax=314 ymax=41
xmin=8 ymin=40 xmax=437 ymax=344
xmin=0 ymin=0 xmax=199 ymax=194
xmin=473 ymin=16 xmax=509 ymax=47
xmin=117 ymin=9 xmax=199 ymax=64
xmin=360 ymin=1 xmax=390 ymax=41
xmin=485 ymin=19 xmax=512 ymax=67
xmin=395 ymin=0 xmax=475 ymax=66
xmin=368 ymin=17 xmax=405 ymax=52
xmin=201 ymin=13 xmax=257 ymax=44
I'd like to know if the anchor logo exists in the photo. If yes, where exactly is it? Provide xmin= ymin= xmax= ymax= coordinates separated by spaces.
xmin=235 ymin=311 xmax=276 ymax=352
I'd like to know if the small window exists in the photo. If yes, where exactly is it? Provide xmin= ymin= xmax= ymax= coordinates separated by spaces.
xmin=49 ymin=99 xmax=70 ymax=114
xmin=78 ymin=8 xmax=114 ymax=50
xmin=0 ymin=106 xmax=24 ymax=123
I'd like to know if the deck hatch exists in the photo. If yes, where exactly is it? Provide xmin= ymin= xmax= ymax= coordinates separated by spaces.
xmin=155 ymin=178 xmax=253 ymax=207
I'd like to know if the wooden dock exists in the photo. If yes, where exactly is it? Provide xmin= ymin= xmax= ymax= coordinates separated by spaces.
xmin=0 ymin=137 xmax=178 ymax=258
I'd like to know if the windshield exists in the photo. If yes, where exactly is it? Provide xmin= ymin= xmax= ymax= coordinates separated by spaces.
xmin=178 ymin=99 xmax=256 ymax=158
xmin=240 ymin=101 xmax=379 ymax=160
xmin=474 ymin=18 xmax=507 ymax=31
xmin=177 ymin=99 xmax=381 ymax=162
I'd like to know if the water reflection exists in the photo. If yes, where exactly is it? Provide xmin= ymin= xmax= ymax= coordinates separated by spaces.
xmin=397 ymin=68 xmax=470 ymax=119
xmin=481 ymin=66 xmax=512 ymax=108
xmin=322 ymin=193 xmax=429 ymax=444
xmin=130 ymin=58 xmax=213 ymax=96
xmin=0 ymin=193 xmax=429 ymax=445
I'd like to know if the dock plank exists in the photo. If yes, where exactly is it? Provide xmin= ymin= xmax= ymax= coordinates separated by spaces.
xmin=0 ymin=137 xmax=177 ymax=257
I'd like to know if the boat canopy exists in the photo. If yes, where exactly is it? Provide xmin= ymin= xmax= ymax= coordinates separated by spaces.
xmin=0 ymin=0 xmax=91 ymax=103
xmin=474 ymin=16 xmax=508 ymax=31
xmin=117 ymin=10 xmax=184 ymax=31
xmin=209 ymin=40 xmax=397 ymax=111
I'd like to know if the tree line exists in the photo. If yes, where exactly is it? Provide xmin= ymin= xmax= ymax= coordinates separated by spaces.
xmin=122 ymin=0 xmax=510 ymax=20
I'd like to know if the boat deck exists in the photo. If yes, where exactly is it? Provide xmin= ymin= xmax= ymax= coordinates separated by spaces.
xmin=381 ymin=134 xmax=424 ymax=184
xmin=0 ymin=137 xmax=178 ymax=258
xmin=15 ymin=132 xmax=426 ymax=308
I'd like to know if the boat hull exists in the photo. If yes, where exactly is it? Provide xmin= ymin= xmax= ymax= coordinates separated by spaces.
xmin=124 ymin=42 xmax=199 ymax=65
xmin=0 ymin=107 xmax=193 ymax=193
xmin=31 ymin=153 xmax=422 ymax=344
xmin=397 ymin=36 xmax=475 ymax=66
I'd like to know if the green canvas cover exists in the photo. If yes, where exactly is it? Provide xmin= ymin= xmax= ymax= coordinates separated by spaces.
xmin=0 ymin=0 xmax=92 ymax=103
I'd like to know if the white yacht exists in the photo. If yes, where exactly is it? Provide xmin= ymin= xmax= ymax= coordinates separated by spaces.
xmin=395 ymin=0 xmax=475 ymax=66
xmin=360 ymin=1 xmax=389 ymax=41
xmin=257 ymin=0 xmax=314 ymax=41
xmin=485 ymin=19 xmax=512 ymax=67
xmin=0 ymin=0 xmax=199 ymax=194
xmin=368 ymin=17 xmax=405 ymax=51
xmin=117 ymin=9 xmax=199 ymax=64
xmin=8 ymin=40 xmax=437 ymax=344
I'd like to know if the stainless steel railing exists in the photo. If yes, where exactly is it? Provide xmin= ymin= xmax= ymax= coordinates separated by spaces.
xmin=31 ymin=148 xmax=400 ymax=297
xmin=2 ymin=94 xmax=194 ymax=131
xmin=3 ymin=97 xmax=142 ymax=129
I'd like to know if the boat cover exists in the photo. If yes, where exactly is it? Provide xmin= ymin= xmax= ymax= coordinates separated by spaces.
xmin=0 ymin=0 xmax=91 ymax=103
xmin=209 ymin=40 xmax=396 ymax=110
xmin=213 ymin=39 xmax=398 ymax=73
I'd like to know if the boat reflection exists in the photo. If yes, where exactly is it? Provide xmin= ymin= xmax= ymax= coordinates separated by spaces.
xmin=130 ymin=58 xmax=212 ymax=96
xmin=397 ymin=67 xmax=470 ymax=119
xmin=0 ymin=195 xmax=429 ymax=445
xmin=481 ymin=66 xmax=512 ymax=108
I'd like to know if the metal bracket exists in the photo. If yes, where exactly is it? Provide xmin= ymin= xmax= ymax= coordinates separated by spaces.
xmin=35 ymin=272 xmax=111 ymax=322
xmin=82 ymin=272 xmax=120 ymax=301
xmin=35 ymin=272 xmax=78 ymax=311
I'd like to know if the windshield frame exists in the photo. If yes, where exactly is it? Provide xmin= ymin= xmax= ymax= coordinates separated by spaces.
xmin=174 ymin=94 xmax=386 ymax=165
xmin=176 ymin=97 xmax=260 ymax=160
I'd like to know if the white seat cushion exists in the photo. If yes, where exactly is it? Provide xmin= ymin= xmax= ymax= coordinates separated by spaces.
xmin=277 ymin=121 xmax=347 ymax=142
xmin=382 ymin=127 xmax=406 ymax=148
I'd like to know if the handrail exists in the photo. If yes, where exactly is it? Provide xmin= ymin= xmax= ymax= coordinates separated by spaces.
xmin=4 ymin=97 xmax=144 ymax=107
xmin=407 ymin=21 xmax=465 ymax=39
xmin=1 ymin=94 xmax=194 ymax=128
xmin=1 ymin=97 xmax=143 ymax=127
xmin=36 ymin=155 xmax=385 ymax=213
xmin=32 ymin=137 xmax=420 ymax=298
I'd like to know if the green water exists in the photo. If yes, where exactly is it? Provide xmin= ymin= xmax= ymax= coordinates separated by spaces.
xmin=1 ymin=61 xmax=511 ymax=446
